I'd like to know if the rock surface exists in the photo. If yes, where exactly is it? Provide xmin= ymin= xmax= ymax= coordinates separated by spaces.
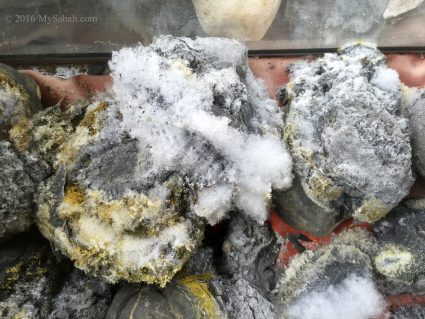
xmin=373 ymin=202 xmax=425 ymax=294
xmin=0 ymin=233 xmax=112 ymax=319
xmin=0 ymin=63 xmax=44 ymax=241
xmin=275 ymin=44 xmax=414 ymax=236
xmin=276 ymin=229 xmax=386 ymax=319
xmin=219 ymin=214 xmax=280 ymax=295
xmin=406 ymin=88 xmax=425 ymax=179
xmin=34 ymin=36 xmax=291 ymax=286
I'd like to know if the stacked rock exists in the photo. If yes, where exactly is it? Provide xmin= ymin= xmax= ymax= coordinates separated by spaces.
xmin=1 ymin=39 xmax=425 ymax=319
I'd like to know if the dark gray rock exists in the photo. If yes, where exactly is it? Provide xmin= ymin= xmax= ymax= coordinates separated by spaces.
xmin=48 ymin=269 xmax=112 ymax=319
xmin=276 ymin=228 xmax=386 ymax=319
xmin=219 ymin=213 xmax=280 ymax=295
xmin=389 ymin=305 xmax=425 ymax=319
xmin=276 ymin=44 xmax=413 ymax=236
xmin=106 ymin=277 xmax=227 ymax=319
xmin=0 ymin=64 xmax=44 ymax=241
xmin=212 ymin=278 xmax=276 ymax=319
xmin=0 ymin=233 xmax=112 ymax=319
xmin=373 ymin=203 xmax=425 ymax=294
xmin=407 ymin=89 xmax=425 ymax=179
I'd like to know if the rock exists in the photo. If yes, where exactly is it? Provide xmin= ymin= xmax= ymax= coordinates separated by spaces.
xmin=0 ymin=63 xmax=44 ymax=241
xmin=276 ymin=228 xmax=386 ymax=319
xmin=383 ymin=0 xmax=424 ymax=19
xmin=0 ymin=232 xmax=112 ymax=319
xmin=406 ymin=88 xmax=425 ymax=179
xmin=107 ymin=36 xmax=292 ymax=226
xmin=48 ymin=269 xmax=113 ymax=319
xmin=219 ymin=213 xmax=280 ymax=295
xmin=192 ymin=0 xmax=282 ymax=41
xmin=35 ymin=100 xmax=205 ymax=286
xmin=373 ymin=203 xmax=425 ymax=294
xmin=275 ymin=44 xmax=413 ymax=236
xmin=0 ymin=63 xmax=42 ymax=138
xmin=106 ymin=213 xmax=279 ymax=319
xmin=106 ymin=274 xmax=227 ymax=319
xmin=389 ymin=305 xmax=425 ymax=319
xmin=212 ymin=277 xmax=276 ymax=319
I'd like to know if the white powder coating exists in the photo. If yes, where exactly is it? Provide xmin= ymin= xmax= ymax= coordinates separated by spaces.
xmin=285 ymin=44 xmax=413 ymax=223
xmin=108 ymin=36 xmax=292 ymax=224
xmin=286 ymin=274 xmax=386 ymax=319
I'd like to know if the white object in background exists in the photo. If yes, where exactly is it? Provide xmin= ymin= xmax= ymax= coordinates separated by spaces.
xmin=383 ymin=0 xmax=424 ymax=18
xmin=192 ymin=0 xmax=282 ymax=41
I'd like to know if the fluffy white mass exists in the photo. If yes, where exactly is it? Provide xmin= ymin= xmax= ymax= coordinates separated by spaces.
xmin=286 ymin=274 xmax=386 ymax=319
xmin=108 ymin=36 xmax=292 ymax=224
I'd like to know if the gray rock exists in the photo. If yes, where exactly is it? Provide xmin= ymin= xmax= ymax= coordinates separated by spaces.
xmin=407 ymin=89 xmax=425 ymax=179
xmin=276 ymin=44 xmax=413 ymax=236
xmin=212 ymin=278 xmax=276 ymax=319
xmin=373 ymin=203 xmax=425 ymax=294
xmin=389 ymin=305 xmax=425 ymax=319
xmin=106 ymin=277 xmax=228 ymax=319
xmin=0 ymin=64 xmax=44 ymax=241
xmin=220 ymin=213 xmax=280 ymax=295
xmin=48 ymin=269 xmax=112 ymax=319
xmin=0 ymin=233 xmax=112 ymax=319
xmin=35 ymin=36 xmax=291 ymax=286
xmin=276 ymin=228 xmax=386 ymax=319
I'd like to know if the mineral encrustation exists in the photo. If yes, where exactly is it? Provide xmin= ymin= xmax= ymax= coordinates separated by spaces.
xmin=0 ymin=63 xmax=45 ymax=241
xmin=277 ymin=229 xmax=386 ymax=319
xmin=34 ymin=36 xmax=292 ymax=286
xmin=274 ymin=44 xmax=414 ymax=236
xmin=373 ymin=202 xmax=425 ymax=294
xmin=106 ymin=213 xmax=279 ymax=319
xmin=0 ymin=233 xmax=112 ymax=319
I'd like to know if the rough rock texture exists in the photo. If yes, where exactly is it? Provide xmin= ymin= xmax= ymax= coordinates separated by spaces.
xmin=48 ymin=269 xmax=113 ymax=319
xmin=35 ymin=100 xmax=204 ymax=286
xmin=106 ymin=275 xmax=227 ymax=319
xmin=0 ymin=63 xmax=44 ymax=241
xmin=389 ymin=305 xmax=425 ymax=319
xmin=35 ymin=37 xmax=290 ymax=286
xmin=108 ymin=36 xmax=292 ymax=225
xmin=373 ymin=203 xmax=425 ymax=295
xmin=0 ymin=233 xmax=112 ymax=319
xmin=106 ymin=212 xmax=280 ymax=319
xmin=219 ymin=214 xmax=280 ymax=295
xmin=406 ymin=88 xmax=425 ymax=179
xmin=274 ymin=44 xmax=414 ymax=236
xmin=212 ymin=277 xmax=276 ymax=319
xmin=276 ymin=228 xmax=386 ymax=319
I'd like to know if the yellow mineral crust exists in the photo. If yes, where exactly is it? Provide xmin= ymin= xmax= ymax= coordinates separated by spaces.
xmin=56 ymin=101 xmax=106 ymax=171
xmin=178 ymin=273 xmax=223 ymax=319
xmin=42 ymin=185 xmax=203 ymax=286
xmin=0 ymin=72 xmax=33 ymax=150
xmin=353 ymin=197 xmax=390 ymax=223
xmin=374 ymin=245 xmax=415 ymax=282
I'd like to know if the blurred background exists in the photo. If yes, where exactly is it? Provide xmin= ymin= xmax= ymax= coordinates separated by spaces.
xmin=1 ymin=0 xmax=425 ymax=58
